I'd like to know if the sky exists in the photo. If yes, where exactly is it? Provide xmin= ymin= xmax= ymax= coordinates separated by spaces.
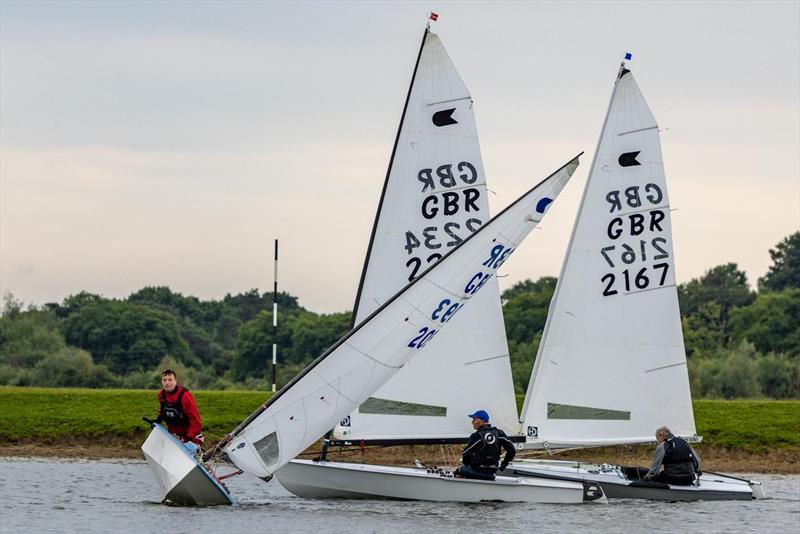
xmin=1 ymin=1 xmax=798 ymax=314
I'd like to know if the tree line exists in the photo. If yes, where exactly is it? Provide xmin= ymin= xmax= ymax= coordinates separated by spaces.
xmin=1 ymin=232 xmax=797 ymax=398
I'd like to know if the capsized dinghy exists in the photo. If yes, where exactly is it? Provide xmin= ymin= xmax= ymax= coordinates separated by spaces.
xmin=276 ymin=460 xmax=606 ymax=503
xmin=141 ymin=423 xmax=235 ymax=506
xmin=507 ymin=460 xmax=764 ymax=501
xmin=513 ymin=57 xmax=764 ymax=501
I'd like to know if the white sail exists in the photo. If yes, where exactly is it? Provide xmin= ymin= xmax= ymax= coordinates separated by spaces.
xmin=335 ymin=30 xmax=518 ymax=442
xmin=222 ymin=156 xmax=580 ymax=478
xmin=520 ymin=64 xmax=696 ymax=449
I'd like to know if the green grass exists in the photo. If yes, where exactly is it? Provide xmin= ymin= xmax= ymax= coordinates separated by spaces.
xmin=0 ymin=387 xmax=271 ymax=442
xmin=0 ymin=387 xmax=797 ymax=454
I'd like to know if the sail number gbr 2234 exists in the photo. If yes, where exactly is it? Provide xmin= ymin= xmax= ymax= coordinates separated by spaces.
xmin=599 ymin=183 xmax=673 ymax=297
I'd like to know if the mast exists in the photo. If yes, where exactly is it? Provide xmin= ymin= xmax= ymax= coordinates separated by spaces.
xmin=271 ymin=239 xmax=278 ymax=393
xmin=350 ymin=26 xmax=430 ymax=328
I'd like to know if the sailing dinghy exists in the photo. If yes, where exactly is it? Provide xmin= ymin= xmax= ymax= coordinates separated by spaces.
xmin=508 ymin=59 xmax=764 ymax=501
xmin=141 ymin=423 xmax=235 ymax=506
xmin=332 ymin=26 xmax=519 ymax=447
xmin=274 ymin=28 xmax=603 ymax=504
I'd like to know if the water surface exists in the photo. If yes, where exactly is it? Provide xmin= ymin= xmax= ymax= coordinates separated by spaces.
xmin=0 ymin=458 xmax=797 ymax=533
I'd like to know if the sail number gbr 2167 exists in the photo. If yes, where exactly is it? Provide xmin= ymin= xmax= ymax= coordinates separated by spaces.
xmin=599 ymin=183 xmax=673 ymax=297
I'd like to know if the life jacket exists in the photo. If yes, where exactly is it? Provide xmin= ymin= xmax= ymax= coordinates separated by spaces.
xmin=159 ymin=386 xmax=189 ymax=425
xmin=662 ymin=436 xmax=694 ymax=464
xmin=472 ymin=425 xmax=502 ymax=469
xmin=662 ymin=436 xmax=697 ymax=479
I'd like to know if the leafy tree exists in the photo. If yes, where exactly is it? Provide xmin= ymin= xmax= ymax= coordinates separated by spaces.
xmin=61 ymin=300 xmax=191 ymax=374
xmin=501 ymin=277 xmax=557 ymax=305
xmin=231 ymin=310 xmax=283 ymax=381
xmin=1 ymin=292 xmax=24 ymax=317
xmin=717 ymin=342 xmax=761 ymax=398
xmin=728 ymin=289 xmax=800 ymax=356
xmin=0 ymin=307 xmax=66 ymax=368
xmin=508 ymin=336 xmax=541 ymax=394
xmin=681 ymin=302 xmax=723 ymax=357
xmin=31 ymin=348 xmax=119 ymax=388
xmin=230 ymin=309 xmax=350 ymax=382
xmin=678 ymin=263 xmax=755 ymax=346
xmin=759 ymin=232 xmax=800 ymax=291
xmin=288 ymin=312 xmax=350 ymax=364
xmin=128 ymin=286 xmax=204 ymax=323
xmin=688 ymin=354 xmax=725 ymax=398
xmin=51 ymin=291 xmax=104 ymax=318
xmin=757 ymin=353 xmax=800 ymax=399
xmin=501 ymin=277 xmax=556 ymax=345
xmin=223 ymin=289 xmax=301 ymax=323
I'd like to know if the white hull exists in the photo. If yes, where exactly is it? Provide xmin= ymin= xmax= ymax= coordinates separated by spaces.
xmin=275 ymin=459 xmax=604 ymax=503
xmin=141 ymin=424 xmax=235 ymax=506
xmin=509 ymin=459 xmax=764 ymax=501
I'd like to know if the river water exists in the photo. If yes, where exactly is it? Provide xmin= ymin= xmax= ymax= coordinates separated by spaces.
xmin=0 ymin=458 xmax=797 ymax=533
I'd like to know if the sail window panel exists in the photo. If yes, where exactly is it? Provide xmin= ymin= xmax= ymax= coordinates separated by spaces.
xmin=359 ymin=397 xmax=447 ymax=417
xmin=547 ymin=403 xmax=631 ymax=421
xmin=253 ymin=432 xmax=280 ymax=469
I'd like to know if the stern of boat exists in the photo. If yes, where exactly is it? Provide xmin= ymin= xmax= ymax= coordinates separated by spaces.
xmin=141 ymin=423 xmax=235 ymax=506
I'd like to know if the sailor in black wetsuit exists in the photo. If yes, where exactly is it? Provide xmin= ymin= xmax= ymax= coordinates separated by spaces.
xmin=454 ymin=410 xmax=516 ymax=481
xmin=644 ymin=426 xmax=702 ymax=485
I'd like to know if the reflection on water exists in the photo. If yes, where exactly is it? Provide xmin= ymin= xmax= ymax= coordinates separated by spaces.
xmin=0 ymin=458 xmax=798 ymax=534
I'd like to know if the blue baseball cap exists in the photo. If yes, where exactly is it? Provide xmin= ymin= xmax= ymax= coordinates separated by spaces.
xmin=468 ymin=410 xmax=490 ymax=422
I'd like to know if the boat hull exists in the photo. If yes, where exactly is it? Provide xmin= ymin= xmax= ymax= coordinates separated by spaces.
xmin=275 ymin=459 xmax=602 ymax=503
xmin=508 ymin=459 xmax=763 ymax=501
xmin=141 ymin=424 xmax=235 ymax=506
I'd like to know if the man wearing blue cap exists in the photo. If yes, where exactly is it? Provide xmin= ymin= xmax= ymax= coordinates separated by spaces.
xmin=453 ymin=410 xmax=516 ymax=480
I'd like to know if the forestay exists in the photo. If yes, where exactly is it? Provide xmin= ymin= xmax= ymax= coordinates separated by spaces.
xmin=520 ymin=64 xmax=696 ymax=449
xmin=335 ymin=30 xmax=517 ymax=443
xmin=222 ymin=156 xmax=580 ymax=478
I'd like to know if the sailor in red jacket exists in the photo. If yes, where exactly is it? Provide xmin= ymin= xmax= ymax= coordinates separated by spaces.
xmin=156 ymin=369 xmax=204 ymax=447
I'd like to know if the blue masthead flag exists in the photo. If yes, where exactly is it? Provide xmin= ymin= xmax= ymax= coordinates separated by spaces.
xmin=624 ymin=52 xmax=632 ymax=61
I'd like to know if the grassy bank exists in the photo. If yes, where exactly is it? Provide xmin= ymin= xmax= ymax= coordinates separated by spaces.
xmin=1 ymin=387 xmax=798 ymax=467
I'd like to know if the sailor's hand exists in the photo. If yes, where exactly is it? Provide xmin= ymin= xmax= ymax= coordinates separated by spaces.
xmin=499 ymin=462 xmax=508 ymax=472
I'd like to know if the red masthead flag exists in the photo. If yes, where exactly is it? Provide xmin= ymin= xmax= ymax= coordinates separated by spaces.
xmin=429 ymin=12 xmax=438 ymax=21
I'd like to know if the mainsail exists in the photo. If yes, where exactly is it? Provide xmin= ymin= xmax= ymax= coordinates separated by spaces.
xmin=520 ymin=63 xmax=696 ymax=449
xmin=335 ymin=29 xmax=518 ymax=443
xmin=221 ymin=156 xmax=581 ymax=479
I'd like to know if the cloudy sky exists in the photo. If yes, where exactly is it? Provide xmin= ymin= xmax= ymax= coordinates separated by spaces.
xmin=1 ymin=1 xmax=798 ymax=313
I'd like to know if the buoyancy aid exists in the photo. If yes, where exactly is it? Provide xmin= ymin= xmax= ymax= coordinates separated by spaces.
xmin=467 ymin=425 xmax=501 ymax=470
xmin=159 ymin=386 xmax=189 ymax=425
xmin=662 ymin=436 xmax=697 ymax=479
